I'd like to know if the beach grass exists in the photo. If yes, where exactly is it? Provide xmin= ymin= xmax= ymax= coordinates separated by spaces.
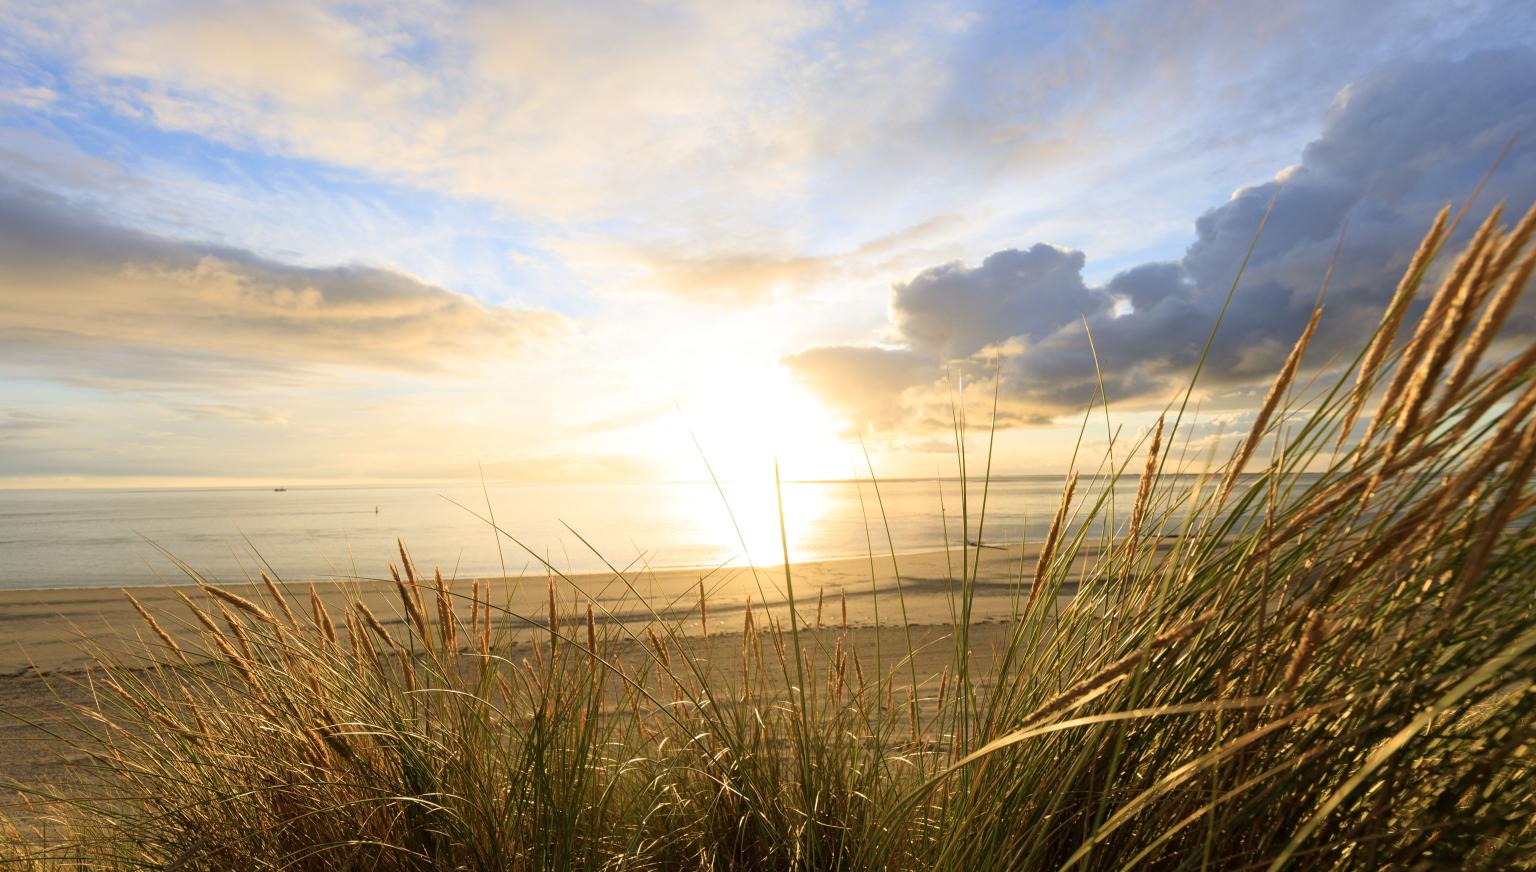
xmin=3 ymin=200 xmax=1536 ymax=869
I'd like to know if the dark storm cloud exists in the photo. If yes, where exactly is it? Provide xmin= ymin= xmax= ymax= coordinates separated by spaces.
xmin=790 ymin=48 xmax=1536 ymax=426
xmin=1045 ymin=47 xmax=1536 ymax=397
xmin=892 ymin=243 xmax=1109 ymax=359
xmin=0 ymin=183 xmax=565 ymax=386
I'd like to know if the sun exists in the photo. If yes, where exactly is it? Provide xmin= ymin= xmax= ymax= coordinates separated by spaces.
xmin=578 ymin=304 xmax=862 ymax=488
xmin=679 ymin=361 xmax=856 ymax=484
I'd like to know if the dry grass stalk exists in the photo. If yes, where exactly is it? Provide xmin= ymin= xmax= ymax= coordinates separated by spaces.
xmin=344 ymin=609 xmax=364 ymax=668
xmin=1434 ymin=244 xmax=1536 ymax=418
xmin=768 ymin=618 xmax=788 ymax=673
xmin=1390 ymin=242 xmax=1495 ymax=442
xmin=646 ymin=625 xmax=670 ymax=671
xmin=355 ymin=601 xmax=394 ymax=651
xmin=397 ymin=648 xmax=415 ymax=693
xmin=519 ymin=658 xmax=542 ymax=696
xmin=1127 ymin=415 xmax=1165 ymax=548
xmin=196 ymin=603 xmax=261 ymax=695
xmin=1422 ymin=429 xmax=1527 ymax=534
xmin=742 ymin=596 xmax=755 ymax=696
xmin=1354 ymin=476 xmax=1481 ymax=586
xmin=1024 ymin=613 xmax=1214 ymax=730
xmin=1492 ymin=200 xmax=1536 ymax=276
xmin=1444 ymin=416 xmax=1536 ymax=613
xmin=548 ymin=576 xmax=559 ymax=657
xmin=199 ymin=586 xmax=278 ymax=626
xmin=1441 ymin=349 xmax=1536 ymax=458
xmin=122 ymin=590 xmax=191 ymax=666
xmin=1360 ymin=230 xmax=1504 ymax=506
xmin=312 ymin=718 xmax=355 ymax=763
xmin=852 ymin=645 xmax=867 ymax=701
xmin=1221 ymin=303 xmax=1322 ymax=504
xmin=1339 ymin=206 xmax=1451 ymax=447
xmin=1405 ymin=206 xmax=1503 ymax=352
xmin=480 ymin=592 xmax=492 ymax=657
xmin=395 ymin=539 xmax=430 ymax=631
xmin=833 ymin=638 xmax=847 ymax=700
xmin=531 ymin=627 xmax=546 ymax=674
xmin=1282 ymin=610 xmax=1327 ymax=692
xmin=259 ymin=572 xmax=300 ymax=627
xmin=308 ymin=585 xmax=337 ymax=647
xmin=216 ymin=604 xmax=256 ymax=662
xmin=1029 ymin=471 xmax=1079 ymax=609
xmin=99 ymin=675 xmax=178 ymax=735
xmin=174 ymin=590 xmax=223 ymax=638
xmin=1416 ymin=341 xmax=1536 ymax=507
xmin=389 ymin=563 xmax=430 ymax=646
xmin=469 ymin=578 xmax=481 ymax=640
xmin=397 ymin=539 xmax=417 ymax=586
xmin=435 ymin=568 xmax=456 ymax=655
xmin=351 ymin=614 xmax=379 ymax=666
xmin=936 ymin=666 xmax=951 ymax=720
xmin=1366 ymin=207 xmax=1505 ymax=449
xmin=586 ymin=603 xmax=598 ymax=659
xmin=826 ymin=637 xmax=839 ymax=700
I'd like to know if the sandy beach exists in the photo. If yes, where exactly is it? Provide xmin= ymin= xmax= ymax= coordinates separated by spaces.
xmin=0 ymin=546 xmax=1086 ymax=673
xmin=0 ymin=544 xmax=1107 ymax=794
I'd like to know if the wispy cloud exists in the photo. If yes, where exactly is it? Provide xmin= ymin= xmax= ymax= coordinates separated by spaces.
xmin=0 ymin=182 xmax=564 ymax=387
xmin=166 ymin=403 xmax=288 ymax=425
xmin=0 ymin=410 xmax=68 ymax=436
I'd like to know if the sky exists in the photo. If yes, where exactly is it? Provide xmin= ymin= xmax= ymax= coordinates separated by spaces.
xmin=1 ymin=0 xmax=1534 ymax=487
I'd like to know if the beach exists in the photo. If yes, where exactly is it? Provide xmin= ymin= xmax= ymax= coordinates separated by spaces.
xmin=0 ymin=544 xmax=1097 ymax=794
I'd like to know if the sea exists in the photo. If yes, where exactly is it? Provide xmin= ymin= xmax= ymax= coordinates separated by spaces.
xmin=0 ymin=477 xmax=1140 ymax=589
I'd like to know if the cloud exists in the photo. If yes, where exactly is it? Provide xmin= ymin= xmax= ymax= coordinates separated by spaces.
xmin=551 ymin=239 xmax=832 ymax=303
xmin=1060 ymin=47 xmax=1536 ymax=390
xmin=0 ymin=182 xmax=563 ymax=386
xmin=643 ymin=251 xmax=830 ymax=303
xmin=551 ymin=214 xmax=977 ymax=304
xmin=790 ymin=48 xmax=1536 ymax=428
xmin=166 ymin=403 xmax=289 ymax=426
xmin=0 ymin=410 xmax=68 ymax=436
xmin=2 ymin=0 xmax=835 ymax=223
xmin=783 ymin=345 xmax=934 ymax=431
xmin=892 ymin=243 xmax=1109 ymax=359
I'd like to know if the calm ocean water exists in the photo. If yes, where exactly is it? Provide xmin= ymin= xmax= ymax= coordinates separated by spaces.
xmin=0 ymin=477 xmax=1137 ymax=589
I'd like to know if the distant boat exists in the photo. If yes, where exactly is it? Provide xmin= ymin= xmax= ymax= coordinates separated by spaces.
xmin=273 ymin=487 xmax=287 ymax=492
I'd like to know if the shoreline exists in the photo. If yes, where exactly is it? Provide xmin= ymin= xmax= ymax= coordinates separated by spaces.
xmin=0 ymin=545 xmax=1095 ymax=676
xmin=0 ymin=543 xmax=981 ymax=594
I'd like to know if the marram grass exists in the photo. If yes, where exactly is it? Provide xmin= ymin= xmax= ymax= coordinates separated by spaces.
xmin=5 ymin=202 xmax=1536 ymax=870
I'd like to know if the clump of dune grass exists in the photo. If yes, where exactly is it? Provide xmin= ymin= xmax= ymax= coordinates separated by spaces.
xmin=4 ymin=199 xmax=1536 ymax=870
